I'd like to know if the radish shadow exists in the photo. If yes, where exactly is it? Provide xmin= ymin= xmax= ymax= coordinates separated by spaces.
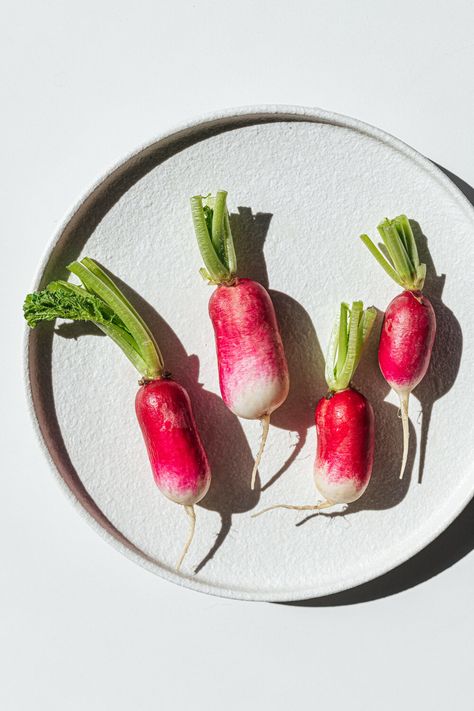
xmin=409 ymin=220 xmax=462 ymax=484
xmin=27 ymin=320 xmax=161 ymax=565
xmin=284 ymin=163 xmax=469 ymax=605
xmin=231 ymin=208 xmax=413 ymax=515
xmin=286 ymin=309 xmax=414 ymax=526
xmin=230 ymin=208 xmax=326 ymax=491
xmin=95 ymin=270 xmax=259 ymax=574
xmin=55 ymin=321 xmax=106 ymax=339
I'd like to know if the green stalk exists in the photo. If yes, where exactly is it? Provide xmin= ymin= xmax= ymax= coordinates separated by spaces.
xmin=98 ymin=321 xmax=150 ymax=375
xmin=223 ymin=206 xmax=237 ymax=275
xmin=210 ymin=191 xmax=227 ymax=261
xmin=24 ymin=259 xmax=164 ymax=381
xmin=336 ymin=301 xmax=363 ymax=388
xmin=335 ymin=302 xmax=349 ymax=373
xmin=395 ymin=214 xmax=419 ymax=268
xmin=190 ymin=191 xmax=237 ymax=284
xmin=360 ymin=214 xmax=426 ymax=291
xmin=67 ymin=260 xmax=163 ymax=379
xmin=377 ymin=221 xmax=414 ymax=282
xmin=78 ymin=258 xmax=163 ymax=369
xmin=325 ymin=301 xmax=376 ymax=392
xmin=359 ymin=234 xmax=404 ymax=287
xmin=46 ymin=279 xmax=148 ymax=365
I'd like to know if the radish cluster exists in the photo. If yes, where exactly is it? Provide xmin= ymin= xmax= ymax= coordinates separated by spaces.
xmin=24 ymin=192 xmax=438 ymax=574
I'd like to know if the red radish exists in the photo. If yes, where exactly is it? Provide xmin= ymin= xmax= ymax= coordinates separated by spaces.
xmin=190 ymin=191 xmax=289 ymax=489
xmin=314 ymin=388 xmax=374 ymax=505
xmin=135 ymin=380 xmax=210 ymax=505
xmin=254 ymin=301 xmax=376 ymax=517
xmin=361 ymin=215 xmax=436 ymax=478
xmin=209 ymin=278 xmax=288 ymax=418
xmin=24 ymin=257 xmax=210 ymax=570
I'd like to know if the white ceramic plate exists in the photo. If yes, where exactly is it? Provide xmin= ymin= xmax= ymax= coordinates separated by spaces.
xmin=25 ymin=106 xmax=474 ymax=602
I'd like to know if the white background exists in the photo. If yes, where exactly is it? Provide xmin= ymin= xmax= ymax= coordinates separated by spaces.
xmin=2 ymin=1 xmax=474 ymax=709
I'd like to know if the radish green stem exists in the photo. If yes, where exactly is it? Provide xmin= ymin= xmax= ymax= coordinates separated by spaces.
xmin=379 ymin=221 xmax=414 ymax=283
xmin=23 ymin=258 xmax=164 ymax=380
xmin=360 ymin=234 xmax=404 ymax=287
xmin=360 ymin=215 xmax=426 ymax=291
xmin=396 ymin=215 xmax=419 ymax=268
xmin=190 ymin=191 xmax=237 ymax=284
xmin=211 ymin=191 xmax=227 ymax=260
xmin=223 ymin=208 xmax=237 ymax=275
xmin=336 ymin=302 xmax=349 ymax=373
xmin=325 ymin=302 xmax=376 ymax=392
xmin=48 ymin=279 xmax=152 ymax=373
xmin=80 ymin=258 xmax=159 ymax=349
xmin=67 ymin=260 xmax=163 ymax=379
xmin=176 ymin=505 xmax=196 ymax=571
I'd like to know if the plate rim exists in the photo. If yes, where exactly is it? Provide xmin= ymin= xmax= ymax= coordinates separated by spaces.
xmin=24 ymin=104 xmax=474 ymax=602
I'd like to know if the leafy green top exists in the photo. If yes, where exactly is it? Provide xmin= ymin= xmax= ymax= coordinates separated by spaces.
xmin=360 ymin=214 xmax=426 ymax=291
xmin=190 ymin=191 xmax=237 ymax=284
xmin=24 ymin=258 xmax=164 ymax=380
xmin=325 ymin=301 xmax=376 ymax=392
xmin=24 ymin=284 xmax=120 ymax=329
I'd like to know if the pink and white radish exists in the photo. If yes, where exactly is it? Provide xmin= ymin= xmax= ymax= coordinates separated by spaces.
xmin=24 ymin=257 xmax=210 ymax=570
xmin=254 ymin=301 xmax=376 ymax=516
xmin=360 ymin=215 xmax=436 ymax=478
xmin=190 ymin=191 xmax=289 ymax=489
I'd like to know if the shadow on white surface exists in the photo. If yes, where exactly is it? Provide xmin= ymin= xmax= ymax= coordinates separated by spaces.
xmin=102 ymin=272 xmax=260 ymax=574
xmin=284 ymin=162 xmax=469 ymax=605
xmin=230 ymin=206 xmax=327 ymax=491
xmin=26 ymin=121 xmax=467 ymax=601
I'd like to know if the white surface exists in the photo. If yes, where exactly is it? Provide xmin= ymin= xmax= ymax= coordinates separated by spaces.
xmin=2 ymin=0 xmax=474 ymax=708
xmin=26 ymin=108 xmax=474 ymax=600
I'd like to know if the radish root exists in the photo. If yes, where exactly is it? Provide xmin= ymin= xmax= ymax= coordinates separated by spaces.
xmin=252 ymin=500 xmax=334 ymax=518
xmin=176 ymin=505 xmax=196 ymax=572
xmin=250 ymin=414 xmax=271 ymax=490
xmin=399 ymin=391 xmax=410 ymax=480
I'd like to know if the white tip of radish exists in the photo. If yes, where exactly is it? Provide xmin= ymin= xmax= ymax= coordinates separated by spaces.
xmin=398 ymin=391 xmax=410 ymax=480
xmin=176 ymin=505 xmax=196 ymax=572
xmin=251 ymin=500 xmax=333 ymax=517
xmin=250 ymin=414 xmax=271 ymax=490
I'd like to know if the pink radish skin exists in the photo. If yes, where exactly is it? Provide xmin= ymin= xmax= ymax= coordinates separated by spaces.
xmin=360 ymin=215 xmax=437 ymax=479
xmin=252 ymin=301 xmax=376 ymax=519
xmin=209 ymin=278 xmax=289 ymax=420
xmin=379 ymin=291 xmax=436 ymax=391
xmin=136 ymin=379 xmax=211 ymax=506
xmin=315 ymin=389 xmax=374 ymax=504
xmin=191 ymin=192 xmax=289 ymax=488
xmin=25 ymin=257 xmax=212 ymax=572
xmin=379 ymin=290 xmax=436 ymax=478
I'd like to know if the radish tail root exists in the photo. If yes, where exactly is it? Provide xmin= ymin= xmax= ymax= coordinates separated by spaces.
xmin=252 ymin=500 xmax=334 ymax=518
xmin=176 ymin=505 xmax=196 ymax=572
xmin=399 ymin=391 xmax=410 ymax=480
xmin=250 ymin=414 xmax=271 ymax=490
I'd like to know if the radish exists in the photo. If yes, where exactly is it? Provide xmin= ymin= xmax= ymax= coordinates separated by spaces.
xmin=24 ymin=257 xmax=211 ymax=570
xmin=190 ymin=191 xmax=289 ymax=489
xmin=254 ymin=301 xmax=376 ymax=516
xmin=360 ymin=215 xmax=436 ymax=479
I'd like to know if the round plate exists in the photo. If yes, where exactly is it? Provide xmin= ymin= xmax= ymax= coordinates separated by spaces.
xmin=25 ymin=106 xmax=474 ymax=601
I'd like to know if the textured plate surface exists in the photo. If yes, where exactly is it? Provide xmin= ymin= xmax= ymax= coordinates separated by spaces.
xmin=26 ymin=106 xmax=474 ymax=601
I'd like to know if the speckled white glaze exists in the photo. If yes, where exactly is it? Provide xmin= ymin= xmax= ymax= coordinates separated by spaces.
xmin=24 ymin=106 xmax=474 ymax=601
